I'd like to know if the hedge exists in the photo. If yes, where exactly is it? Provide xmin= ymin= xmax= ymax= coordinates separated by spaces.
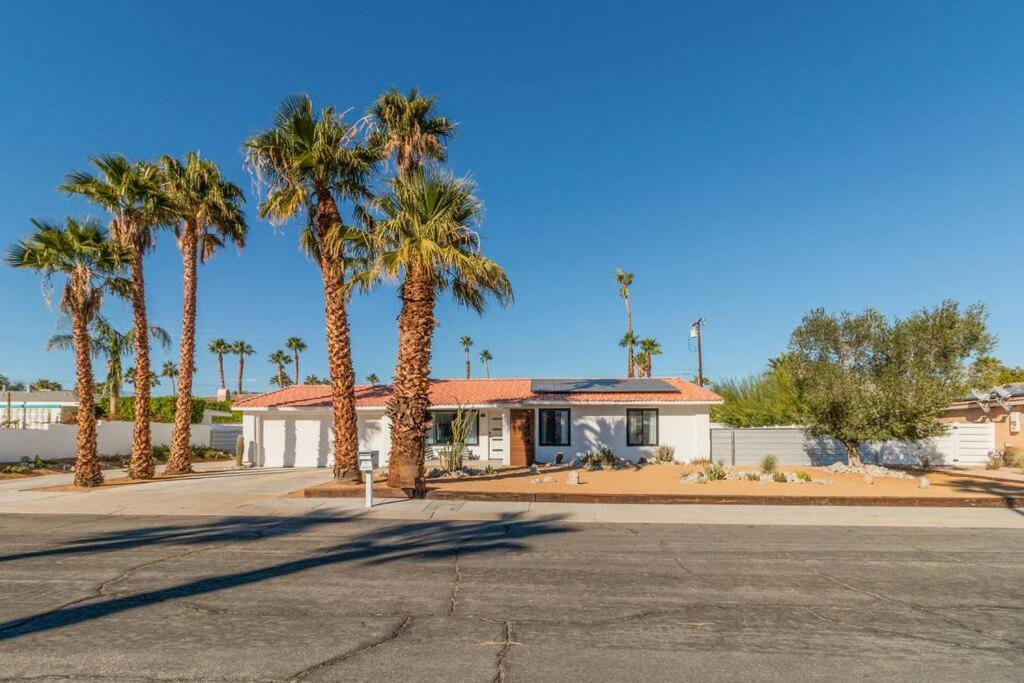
xmin=115 ymin=396 xmax=205 ymax=424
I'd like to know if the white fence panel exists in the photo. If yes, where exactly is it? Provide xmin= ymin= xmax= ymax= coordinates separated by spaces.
xmin=0 ymin=421 xmax=214 ymax=462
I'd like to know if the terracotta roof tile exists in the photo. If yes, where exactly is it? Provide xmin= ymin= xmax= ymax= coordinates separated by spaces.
xmin=234 ymin=377 xmax=723 ymax=409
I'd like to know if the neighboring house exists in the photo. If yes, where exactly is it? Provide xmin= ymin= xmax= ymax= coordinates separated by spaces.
xmin=940 ymin=383 xmax=1024 ymax=451
xmin=233 ymin=378 xmax=724 ymax=468
xmin=0 ymin=391 xmax=78 ymax=429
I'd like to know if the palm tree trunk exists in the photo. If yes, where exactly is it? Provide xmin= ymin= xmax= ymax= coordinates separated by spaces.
xmin=844 ymin=440 xmax=863 ymax=468
xmin=387 ymin=266 xmax=435 ymax=496
xmin=277 ymin=365 xmax=284 ymax=387
xmin=315 ymin=192 xmax=360 ymax=483
xmin=217 ymin=354 xmax=225 ymax=391
xmin=293 ymin=352 xmax=300 ymax=386
xmin=72 ymin=312 xmax=102 ymax=487
xmin=167 ymin=225 xmax=198 ymax=475
xmin=484 ymin=360 xmax=490 ymax=378
xmin=127 ymin=254 xmax=154 ymax=479
xmin=625 ymin=296 xmax=633 ymax=378
xmin=465 ymin=350 xmax=470 ymax=379
xmin=237 ymin=356 xmax=244 ymax=395
xmin=107 ymin=359 xmax=118 ymax=418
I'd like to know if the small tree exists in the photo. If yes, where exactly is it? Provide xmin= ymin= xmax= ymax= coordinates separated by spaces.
xmin=789 ymin=301 xmax=992 ymax=467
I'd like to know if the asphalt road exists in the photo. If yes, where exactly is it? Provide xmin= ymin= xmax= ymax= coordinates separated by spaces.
xmin=0 ymin=513 xmax=1021 ymax=681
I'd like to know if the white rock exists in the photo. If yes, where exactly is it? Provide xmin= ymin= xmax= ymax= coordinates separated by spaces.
xmin=863 ymin=473 xmax=874 ymax=485
xmin=566 ymin=471 xmax=580 ymax=485
xmin=541 ymin=475 xmax=555 ymax=483
xmin=918 ymin=476 xmax=930 ymax=489
xmin=530 ymin=478 xmax=541 ymax=484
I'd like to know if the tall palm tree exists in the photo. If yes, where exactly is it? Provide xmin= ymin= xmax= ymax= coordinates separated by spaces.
xmin=232 ymin=340 xmax=254 ymax=395
xmin=160 ymin=361 xmax=179 ymax=395
xmin=48 ymin=318 xmax=169 ymax=417
xmin=245 ymin=95 xmax=377 ymax=483
xmin=369 ymin=87 xmax=456 ymax=181
xmin=371 ymin=171 xmax=512 ymax=494
xmin=619 ymin=331 xmax=638 ymax=378
xmin=268 ymin=350 xmax=291 ymax=388
xmin=6 ymin=218 xmax=129 ymax=486
xmin=208 ymin=339 xmax=231 ymax=392
xmin=639 ymin=337 xmax=662 ymax=377
xmin=634 ymin=351 xmax=649 ymax=379
xmin=615 ymin=268 xmax=635 ymax=377
xmin=460 ymin=336 xmax=473 ymax=379
xmin=61 ymin=155 xmax=171 ymax=479
xmin=285 ymin=337 xmax=307 ymax=384
xmin=479 ymin=349 xmax=493 ymax=378
xmin=366 ymin=373 xmax=380 ymax=386
xmin=159 ymin=152 xmax=247 ymax=474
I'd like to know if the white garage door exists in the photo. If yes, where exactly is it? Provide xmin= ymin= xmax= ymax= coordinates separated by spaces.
xmin=261 ymin=416 xmax=331 ymax=468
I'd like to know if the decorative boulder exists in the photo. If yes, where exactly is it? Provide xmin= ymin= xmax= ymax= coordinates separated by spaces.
xmin=918 ymin=477 xmax=930 ymax=489
xmin=566 ymin=471 xmax=580 ymax=485
xmin=863 ymin=473 xmax=874 ymax=485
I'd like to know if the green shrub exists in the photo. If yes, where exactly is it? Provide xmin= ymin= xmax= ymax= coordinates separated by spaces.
xmin=744 ymin=472 xmax=760 ymax=481
xmin=772 ymin=471 xmax=788 ymax=483
xmin=760 ymin=454 xmax=778 ymax=474
xmin=655 ymin=445 xmax=675 ymax=463
xmin=795 ymin=471 xmax=812 ymax=482
xmin=703 ymin=462 xmax=726 ymax=481
xmin=152 ymin=444 xmax=170 ymax=461
xmin=116 ymin=396 xmax=204 ymax=424
xmin=1003 ymin=446 xmax=1022 ymax=467
xmin=584 ymin=446 xmax=619 ymax=469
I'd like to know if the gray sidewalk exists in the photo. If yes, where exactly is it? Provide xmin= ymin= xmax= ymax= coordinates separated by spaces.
xmin=2 ymin=466 xmax=1023 ymax=528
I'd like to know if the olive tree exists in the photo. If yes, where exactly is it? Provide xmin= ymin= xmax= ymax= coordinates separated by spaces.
xmin=789 ymin=301 xmax=993 ymax=467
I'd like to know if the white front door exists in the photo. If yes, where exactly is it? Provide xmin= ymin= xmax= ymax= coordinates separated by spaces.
xmin=487 ymin=412 xmax=504 ymax=460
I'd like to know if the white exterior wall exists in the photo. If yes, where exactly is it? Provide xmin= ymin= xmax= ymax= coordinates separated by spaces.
xmin=423 ymin=409 xmax=506 ymax=464
xmin=531 ymin=404 xmax=711 ymax=464
xmin=0 ymin=421 xmax=213 ymax=462
xmin=243 ymin=409 xmax=392 ymax=468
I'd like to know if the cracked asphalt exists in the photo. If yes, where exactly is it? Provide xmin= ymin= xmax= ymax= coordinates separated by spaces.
xmin=0 ymin=513 xmax=1022 ymax=681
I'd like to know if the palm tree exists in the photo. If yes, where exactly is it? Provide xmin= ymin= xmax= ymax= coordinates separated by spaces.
xmin=61 ymin=155 xmax=171 ymax=479
xmin=634 ymin=351 xmax=649 ymax=379
xmin=48 ymin=318 xmax=169 ymax=418
xmin=615 ymin=268 xmax=635 ymax=377
xmin=160 ymin=361 xmax=179 ymax=395
xmin=366 ymin=373 xmax=380 ymax=386
xmin=639 ymin=337 xmax=662 ymax=377
xmin=124 ymin=367 xmax=160 ymax=390
xmin=369 ymin=87 xmax=456 ymax=181
xmin=460 ymin=336 xmax=474 ymax=379
xmin=371 ymin=171 xmax=512 ymax=494
xmin=208 ymin=339 xmax=231 ymax=392
xmin=304 ymin=374 xmax=328 ymax=385
xmin=479 ymin=349 xmax=493 ymax=378
xmin=245 ymin=95 xmax=377 ymax=483
xmin=268 ymin=350 xmax=291 ymax=388
xmin=159 ymin=152 xmax=247 ymax=475
xmin=29 ymin=379 xmax=62 ymax=391
xmin=232 ymin=340 xmax=254 ymax=395
xmin=6 ymin=218 xmax=129 ymax=486
xmin=619 ymin=331 xmax=638 ymax=378
xmin=285 ymin=337 xmax=307 ymax=385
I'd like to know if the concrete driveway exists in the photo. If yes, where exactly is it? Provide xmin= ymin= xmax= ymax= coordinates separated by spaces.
xmin=0 ymin=512 xmax=1021 ymax=681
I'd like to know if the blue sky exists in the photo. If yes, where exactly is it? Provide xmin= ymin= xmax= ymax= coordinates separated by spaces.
xmin=1 ymin=1 xmax=1021 ymax=395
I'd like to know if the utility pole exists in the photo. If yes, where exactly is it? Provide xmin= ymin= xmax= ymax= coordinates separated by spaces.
xmin=690 ymin=318 xmax=704 ymax=387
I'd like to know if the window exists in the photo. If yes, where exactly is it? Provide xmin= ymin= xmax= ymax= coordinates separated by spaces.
xmin=427 ymin=410 xmax=479 ymax=445
xmin=538 ymin=409 xmax=570 ymax=446
xmin=626 ymin=409 xmax=658 ymax=446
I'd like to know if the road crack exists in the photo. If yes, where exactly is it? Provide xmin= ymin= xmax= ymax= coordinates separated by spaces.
xmin=290 ymin=616 xmax=412 ymax=680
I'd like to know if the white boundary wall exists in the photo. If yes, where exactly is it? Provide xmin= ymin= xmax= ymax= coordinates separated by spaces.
xmin=0 ymin=421 xmax=213 ymax=462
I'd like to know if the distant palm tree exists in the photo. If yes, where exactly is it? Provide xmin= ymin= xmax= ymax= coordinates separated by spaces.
xmin=365 ymin=373 xmax=380 ymax=386
xmin=160 ymin=361 xmax=179 ymax=395
xmin=619 ymin=331 xmax=638 ymax=378
xmin=639 ymin=337 xmax=662 ymax=377
xmin=124 ymin=367 xmax=160 ymax=390
xmin=245 ymin=95 xmax=377 ymax=483
xmin=29 ymin=379 xmax=62 ymax=391
xmin=208 ymin=339 xmax=231 ymax=391
xmin=232 ymin=340 xmax=254 ymax=395
xmin=7 ymin=218 xmax=130 ymax=486
xmin=285 ymin=337 xmax=307 ymax=385
xmin=304 ymin=374 xmax=328 ymax=385
xmin=479 ymin=349 xmax=493 ymax=378
xmin=268 ymin=350 xmax=291 ymax=388
xmin=615 ymin=268 xmax=635 ymax=377
xmin=159 ymin=152 xmax=247 ymax=475
xmin=62 ymin=155 xmax=171 ymax=479
xmin=634 ymin=351 xmax=649 ymax=378
xmin=48 ymin=318 xmax=170 ymax=417
xmin=460 ymin=336 xmax=474 ymax=379
xmin=371 ymin=171 xmax=512 ymax=494
xmin=369 ymin=87 xmax=456 ymax=181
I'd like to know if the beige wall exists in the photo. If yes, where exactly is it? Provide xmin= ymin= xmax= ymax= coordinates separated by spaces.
xmin=940 ymin=406 xmax=1023 ymax=450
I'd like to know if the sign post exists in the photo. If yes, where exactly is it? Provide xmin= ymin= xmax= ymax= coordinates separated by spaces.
xmin=358 ymin=453 xmax=374 ymax=508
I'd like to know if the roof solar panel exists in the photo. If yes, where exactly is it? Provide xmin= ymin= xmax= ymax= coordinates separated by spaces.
xmin=530 ymin=378 xmax=677 ymax=393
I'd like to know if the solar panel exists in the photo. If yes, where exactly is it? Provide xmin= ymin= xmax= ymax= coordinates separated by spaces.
xmin=530 ymin=378 xmax=678 ymax=393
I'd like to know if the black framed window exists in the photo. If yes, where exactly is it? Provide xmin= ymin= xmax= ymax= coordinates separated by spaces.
xmin=626 ymin=409 xmax=658 ymax=446
xmin=538 ymin=409 xmax=571 ymax=446
xmin=427 ymin=411 xmax=479 ymax=445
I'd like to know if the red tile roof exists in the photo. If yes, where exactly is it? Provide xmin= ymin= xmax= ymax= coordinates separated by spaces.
xmin=233 ymin=377 xmax=723 ymax=409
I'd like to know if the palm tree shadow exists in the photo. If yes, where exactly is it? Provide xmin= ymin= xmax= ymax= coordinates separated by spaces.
xmin=938 ymin=472 xmax=1024 ymax=516
xmin=0 ymin=512 xmax=571 ymax=641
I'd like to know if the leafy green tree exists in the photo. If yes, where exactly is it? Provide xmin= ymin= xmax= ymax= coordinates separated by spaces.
xmin=789 ymin=301 xmax=993 ymax=466
xmin=0 ymin=375 xmax=26 ymax=391
xmin=711 ymin=354 xmax=806 ymax=427
xmin=29 ymin=379 xmax=63 ymax=391
xmin=974 ymin=356 xmax=1024 ymax=386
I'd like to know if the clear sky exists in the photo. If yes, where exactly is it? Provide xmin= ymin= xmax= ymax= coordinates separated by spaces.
xmin=1 ymin=1 xmax=1021 ymax=395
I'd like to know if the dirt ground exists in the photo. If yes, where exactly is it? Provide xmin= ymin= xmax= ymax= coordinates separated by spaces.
xmin=427 ymin=463 xmax=1024 ymax=500
xmin=0 ymin=467 xmax=68 ymax=480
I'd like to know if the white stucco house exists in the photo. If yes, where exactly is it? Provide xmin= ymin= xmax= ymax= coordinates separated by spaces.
xmin=1 ymin=391 xmax=78 ymax=429
xmin=233 ymin=378 xmax=723 ymax=468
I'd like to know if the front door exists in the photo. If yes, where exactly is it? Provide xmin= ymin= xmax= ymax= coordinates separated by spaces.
xmin=487 ymin=412 xmax=505 ymax=461
xmin=509 ymin=409 xmax=535 ymax=467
